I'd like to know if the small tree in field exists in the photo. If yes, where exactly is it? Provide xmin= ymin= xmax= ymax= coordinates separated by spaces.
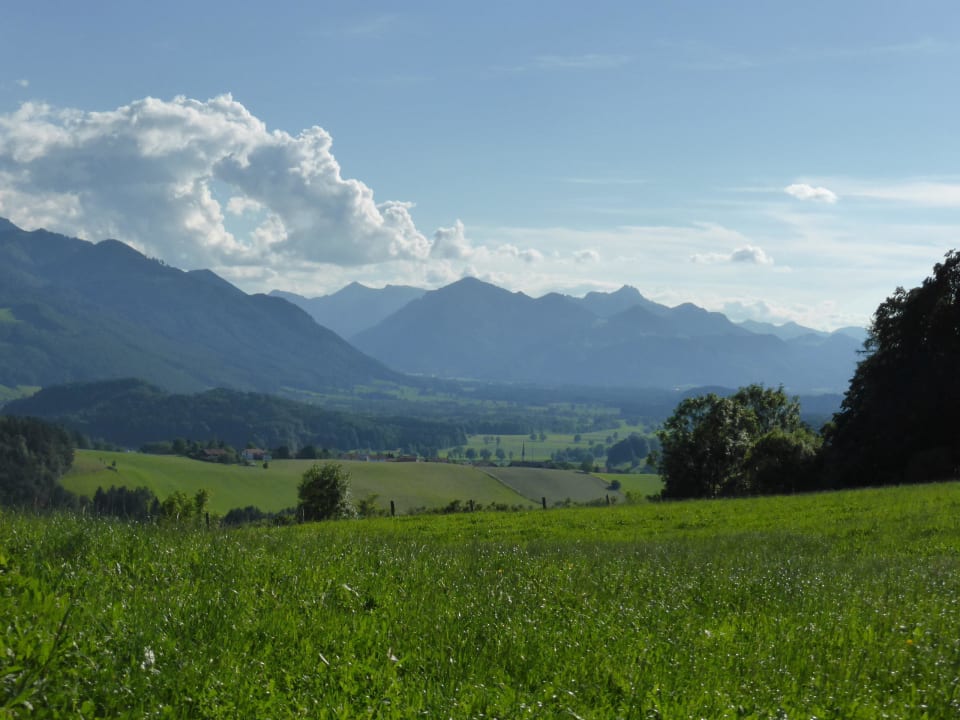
xmin=298 ymin=462 xmax=350 ymax=521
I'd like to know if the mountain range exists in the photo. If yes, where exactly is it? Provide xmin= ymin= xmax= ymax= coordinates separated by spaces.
xmin=275 ymin=278 xmax=866 ymax=392
xmin=346 ymin=278 xmax=863 ymax=392
xmin=0 ymin=218 xmax=397 ymax=394
xmin=270 ymin=283 xmax=426 ymax=339
xmin=0 ymin=217 xmax=865 ymax=396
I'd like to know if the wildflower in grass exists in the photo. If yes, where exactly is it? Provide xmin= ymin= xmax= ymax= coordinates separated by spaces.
xmin=141 ymin=648 xmax=157 ymax=672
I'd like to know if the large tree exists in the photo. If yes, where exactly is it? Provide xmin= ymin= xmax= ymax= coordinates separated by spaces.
xmin=297 ymin=462 xmax=351 ymax=521
xmin=657 ymin=385 xmax=819 ymax=499
xmin=824 ymin=250 xmax=960 ymax=486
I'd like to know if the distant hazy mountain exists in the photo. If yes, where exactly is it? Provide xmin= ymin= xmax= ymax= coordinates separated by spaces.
xmin=0 ymin=218 xmax=397 ymax=393
xmin=574 ymin=285 xmax=670 ymax=318
xmin=738 ymin=319 xmax=869 ymax=348
xmin=353 ymin=277 xmax=863 ymax=392
xmin=270 ymin=282 xmax=426 ymax=338
xmin=738 ymin=319 xmax=828 ymax=340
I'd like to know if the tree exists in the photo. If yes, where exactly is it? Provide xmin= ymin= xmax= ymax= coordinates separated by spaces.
xmin=606 ymin=433 xmax=651 ymax=469
xmin=824 ymin=251 xmax=960 ymax=486
xmin=297 ymin=462 xmax=350 ymax=521
xmin=744 ymin=428 xmax=821 ymax=495
xmin=0 ymin=416 xmax=76 ymax=509
xmin=657 ymin=385 xmax=810 ymax=499
xmin=194 ymin=488 xmax=210 ymax=516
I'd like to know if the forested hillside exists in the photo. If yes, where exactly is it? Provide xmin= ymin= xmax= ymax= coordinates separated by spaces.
xmin=5 ymin=379 xmax=466 ymax=454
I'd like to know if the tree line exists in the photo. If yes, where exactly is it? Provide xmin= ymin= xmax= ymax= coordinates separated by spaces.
xmin=658 ymin=251 xmax=960 ymax=498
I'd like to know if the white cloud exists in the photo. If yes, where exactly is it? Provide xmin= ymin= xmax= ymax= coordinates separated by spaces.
xmin=730 ymin=245 xmax=774 ymax=264
xmin=845 ymin=181 xmax=960 ymax=207
xmin=0 ymin=95 xmax=433 ymax=269
xmin=430 ymin=219 xmax=473 ymax=259
xmin=498 ymin=244 xmax=543 ymax=263
xmin=574 ymin=249 xmax=600 ymax=263
xmin=692 ymin=245 xmax=774 ymax=265
xmin=225 ymin=196 xmax=262 ymax=215
xmin=784 ymin=183 xmax=838 ymax=203
xmin=16 ymin=79 xmax=29 ymax=88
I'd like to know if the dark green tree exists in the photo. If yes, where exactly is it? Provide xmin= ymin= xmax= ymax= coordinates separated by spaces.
xmin=606 ymin=433 xmax=651 ymax=469
xmin=297 ymin=462 xmax=351 ymax=521
xmin=0 ymin=416 xmax=75 ymax=509
xmin=657 ymin=385 xmax=811 ymax=499
xmin=824 ymin=250 xmax=960 ymax=486
xmin=744 ymin=427 xmax=822 ymax=495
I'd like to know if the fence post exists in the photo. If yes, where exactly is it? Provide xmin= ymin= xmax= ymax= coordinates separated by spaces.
xmin=390 ymin=500 xmax=396 ymax=517
xmin=541 ymin=496 xmax=547 ymax=510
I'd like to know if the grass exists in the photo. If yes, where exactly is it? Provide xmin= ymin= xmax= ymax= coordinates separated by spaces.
xmin=64 ymin=451 xmax=534 ymax=514
xmin=594 ymin=472 xmax=663 ymax=498
xmin=3 ymin=481 xmax=960 ymax=717
xmin=485 ymin=466 xmax=622 ymax=505
xmin=0 ymin=384 xmax=40 ymax=404
xmin=448 ymin=423 xmax=647 ymax=461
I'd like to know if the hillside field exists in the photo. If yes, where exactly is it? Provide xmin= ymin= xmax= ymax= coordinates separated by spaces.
xmin=485 ymin=466 xmax=623 ymax=505
xmin=3 ymin=481 xmax=959 ymax=717
xmin=64 ymin=451 xmax=547 ymax=514
xmin=446 ymin=423 xmax=648 ymax=461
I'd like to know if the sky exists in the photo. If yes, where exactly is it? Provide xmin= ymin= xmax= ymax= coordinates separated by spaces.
xmin=1 ymin=1 xmax=959 ymax=330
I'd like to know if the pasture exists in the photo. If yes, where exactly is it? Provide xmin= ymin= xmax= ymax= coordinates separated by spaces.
xmin=65 ymin=451 xmax=576 ymax=514
xmin=448 ymin=422 xmax=647 ymax=461
xmin=485 ymin=466 xmax=622 ymax=505
xmin=3 ymin=481 xmax=959 ymax=717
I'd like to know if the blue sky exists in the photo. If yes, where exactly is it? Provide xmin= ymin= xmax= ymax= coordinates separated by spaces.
xmin=1 ymin=1 xmax=958 ymax=329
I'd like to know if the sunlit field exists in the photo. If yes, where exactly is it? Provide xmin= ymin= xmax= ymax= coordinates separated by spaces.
xmin=3 ymin=481 xmax=960 ymax=718
xmin=64 ymin=451 xmax=535 ymax=514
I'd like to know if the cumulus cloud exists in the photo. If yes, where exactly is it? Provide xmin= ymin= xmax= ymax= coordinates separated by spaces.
xmin=0 ymin=94 xmax=432 ymax=269
xmin=692 ymin=245 xmax=774 ymax=265
xmin=784 ymin=183 xmax=838 ymax=203
xmin=430 ymin=219 xmax=473 ymax=259
xmin=730 ymin=245 xmax=774 ymax=264
xmin=498 ymin=244 xmax=543 ymax=263
xmin=574 ymin=249 xmax=600 ymax=263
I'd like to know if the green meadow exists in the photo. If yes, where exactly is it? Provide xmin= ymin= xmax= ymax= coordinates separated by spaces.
xmin=594 ymin=472 xmax=663 ymax=498
xmin=448 ymin=423 xmax=647 ymax=461
xmin=3 ymin=482 xmax=960 ymax=718
xmin=64 ymin=451 xmax=537 ymax=514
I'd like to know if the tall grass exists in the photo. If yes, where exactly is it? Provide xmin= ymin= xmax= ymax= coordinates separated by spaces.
xmin=3 ymin=482 xmax=960 ymax=718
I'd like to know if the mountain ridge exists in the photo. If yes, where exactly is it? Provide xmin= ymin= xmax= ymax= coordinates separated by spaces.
xmin=0 ymin=218 xmax=398 ymax=394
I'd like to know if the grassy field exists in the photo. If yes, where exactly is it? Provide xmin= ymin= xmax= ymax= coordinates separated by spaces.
xmin=64 ymin=451 xmax=536 ymax=514
xmin=486 ymin=466 xmax=622 ymax=505
xmin=3 ymin=482 xmax=960 ymax=717
xmin=594 ymin=472 xmax=663 ymax=498
xmin=0 ymin=383 xmax=39 ymax=403
xmin=448 ymin=422 xmax=647 ymax=461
